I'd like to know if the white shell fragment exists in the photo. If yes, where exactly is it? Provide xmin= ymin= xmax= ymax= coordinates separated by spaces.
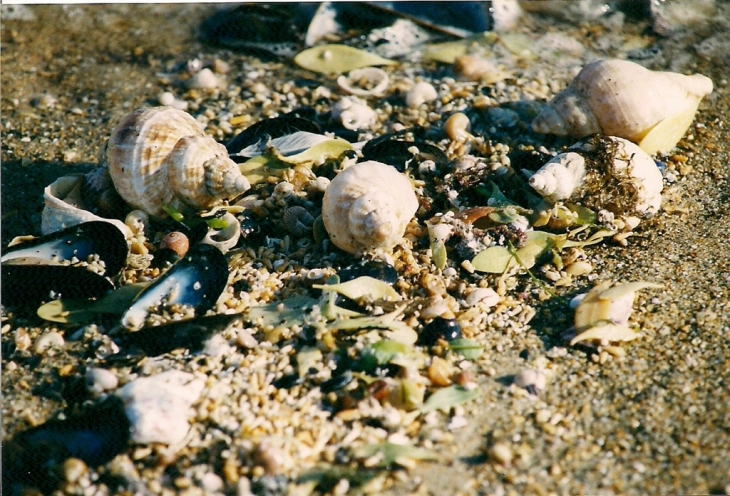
xmin=41 ymin=175 xmax=133 ymax=238
xmin=513 ymin=369 xmax=546 ymax=395
xmin=571 ymin=280 xmax=663 ymax=346
xmin=405 ymin=81 xmax=438 ymax=109
xmin=106 ymin=107 xmax=250 ymax=218
xmin=85 ymin=367 xmax=119 ymax=396
xmin=117 ymin=370 xmax=205 ymax=445
xmin=321 ymin=160 xmax=419 ymax=254
xmin=336 ymin=67 xmax=389 ymax=97
xmin=200 ymin=212 xmax=241 ymax=253
xmin=529 ymin=136 xmax=664 ymax=217
xmin=531 ymin=59 xmax=713 ymax=155
xmin=332 ymin=97 xmax=378 ymax=130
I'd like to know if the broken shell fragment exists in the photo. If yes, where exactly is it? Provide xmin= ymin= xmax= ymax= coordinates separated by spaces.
xmin=321 ymin=160 xmax=419 ymax=254
xmin=200 ymin=212 xmax=241 ymax=253
xmin=405 ymin=81 xmax=438 ymax=109
xmin=531 ymin=59 xmax=713 ymax=154
xmin=42 ymin=175 xmax=132 ymax=238
xmin=513 ymin=369 xmax=546 ymax=395
xmin=529 ymin=136 xmax=664 ymax=217
xmin=571 ymin=280 xmax=663 ymax=345
xmin=106 ymin=107 xmax=250 ymax=218
xmin=332 ymin=97 xmax=378 ymax=130
xmin=336 ymin=67 xmax=389 ymax=97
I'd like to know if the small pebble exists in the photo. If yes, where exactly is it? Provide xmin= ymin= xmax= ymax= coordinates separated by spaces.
xmin=34 ymin=331 xmax=64 ymax=354
xmin=514 ymin=369 xmax=546 ymax=395
xmin=489 ymin=442 xmax=513 ymax=465
xmin=187 ymin=68 xmax=218 ymax=89
xmin=61 ymin=457 xmax=88 ymax=483
xmin=85 ymin=367 xmax=119 ymax=395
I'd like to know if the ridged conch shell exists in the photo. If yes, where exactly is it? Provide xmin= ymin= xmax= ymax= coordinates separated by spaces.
xmin=531 ymin=59 xmax=713 ymax=155
xmin=106 ymin=107 xmax=250 ymax=218
xmin=571 ymin=280 xmax=663 ymax=345
xmin=321 ymin=160 xmax=419 ymax=254
xmin=529 ymin=136 xmax=664 ymax=217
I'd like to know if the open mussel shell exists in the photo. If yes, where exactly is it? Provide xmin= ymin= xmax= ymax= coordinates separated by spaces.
xmin=2 ymin=221 xmax=129 ymax=277
xmin=121 ymin=243 xmax=229 ymax=330
xmin=3 ymin=396 xmax=130 ymax=493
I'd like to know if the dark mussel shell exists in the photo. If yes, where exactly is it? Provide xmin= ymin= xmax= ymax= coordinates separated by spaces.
xmin=361 ymin=128 xmax=448 ymax=172
xmin=338 ymin=260 xmax=398 ymax=286
xmin=1 ymin=221 xmax=128 ymax=276
xmin=120 ymin=313 xmax=242 ymax=357
xmin=2 ymin=396 xmax=130 ymax=493
xmin=226 ymin=109 xmax=321 ymax=161
xmin=1 ymin=222 xmax=128 ymax=307
xmin=120 ymin=243 xmax=229 ymax=330
xmin=419 ymin=317 xmax=463 ymax=346
xmin=2 ymin=263 xmax=116 ymax=307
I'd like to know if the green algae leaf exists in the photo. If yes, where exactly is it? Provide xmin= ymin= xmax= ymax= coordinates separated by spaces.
xmin=352 ymin=442 xmax=438 ymax=468
xmin=471 ymin=231 xmax=562 ymax=273
xmin=294 ymin=44 xmax=397 ymax=74
xmin=248 ymin=296 xmax=320 ymax=328
xmin=368 ymin=339 xmax=409 ymax=364
xmin=327 ymin=306 xmax=417 ymax=345
xmin=423 ymin=32 xmax=498 ymax=64
xmin=314 ymin=276 xmax=400 ymax=302
xmin=448 ymin=338 xmax=483 ymax=360
xmin=239 ymin=155 xmax=291 ymax=185
xmin=37 ymin=283 xmax=148 ymax=324
xmin=420 ymin=385 xmax=480 ymax=414
xmin=272 ymin=137 xmax=353 ymax=166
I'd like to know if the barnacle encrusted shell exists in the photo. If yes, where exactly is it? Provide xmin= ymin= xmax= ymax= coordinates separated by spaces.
xmin=529 ymin=136 xmax=664 ymax=217
xmin=106 ymin=107 xmax=250 ymax=218
xmin=531 ymin=59 xmax=713 ymax=155
xmin=321 ymin=160 xmax=419 ymax=254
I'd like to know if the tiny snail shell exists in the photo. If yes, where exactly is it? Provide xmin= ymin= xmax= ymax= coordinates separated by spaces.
xmin=529 ymin=136 xmax=664 ymax=217
xmin=106 ymin=107 xmax=250 ymax=218
xmin=531 ymin=59 xmax=713 ymax=155
xmin=160 ymin=231 xmax=190 ymax=258
xmin=331 ymin=97 xmax=378 ymax=130
xmin=283 ymin=206 xmax=315 ymax=237
xmin=405 ymin=81 xmax=438 ymax=109
xmin=321 ymin=160 xmax=419 ymax=254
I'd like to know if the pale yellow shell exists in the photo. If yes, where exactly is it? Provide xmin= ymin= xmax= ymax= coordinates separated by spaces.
xmin=321 ymin=160 xmax=419 ymax=254
xmin=106 ymin=107 xmax=250 ymax=218
xmin=571 ymin=280 xmax=662 ymax=345
xmin=532 ymin=59 xmax=713 ymax=155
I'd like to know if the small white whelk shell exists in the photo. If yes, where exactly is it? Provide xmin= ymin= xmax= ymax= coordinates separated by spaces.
xmin=106 ymin=107 xmax=250 ymax=218
xmin=405 ymin=81 xmax=438 ymax=109
xmin=331 ymin=97 xmax=378 ymax=130
xmin=531 ymin=59 xmax=713 ymax=155
xmin=571 ymin=280 xmax=663 ymax=346
xmin=336 ymin=67 xmax=389 ymax=97
xmin=529 ymin=136 xmax=664 ymax=217
xmin=200 ymin=212 xmax=241 ymax=253
xmin=321 ymin=160 xmax=419 ymax=254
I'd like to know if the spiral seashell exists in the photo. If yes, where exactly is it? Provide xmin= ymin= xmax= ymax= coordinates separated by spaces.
xmin=106 ymin=107 xmax=251 ymax=218
xmin=200 ymin=212 xmax=241 ymax=253
xmin=331 ymin=97 xmax=377 ymax=131
xmin=529 ymin=136 xmax=663 ymax=217
xmin=160 ymin=231 xmax=189 ymax=258
xmin=531 ymin=59 xmax=713 ymax=155
xmin=321 ymin=161 xmax=418 ymax=254
xmin=283 ymin=206 xmax=315 ymax=237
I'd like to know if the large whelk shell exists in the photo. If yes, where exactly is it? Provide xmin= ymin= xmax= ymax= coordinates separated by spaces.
xmin=531 ymin=59 xmax=713 ymax=154
xmin=529 ymin=136 xmax=664 ymax=217
xmin=42 ymin=175 xmax=132 ymax=238
xmin=106 ymin=107 xmax=250 ymax=218
xmin=321 ymin=160 xmax=418 ymax=254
